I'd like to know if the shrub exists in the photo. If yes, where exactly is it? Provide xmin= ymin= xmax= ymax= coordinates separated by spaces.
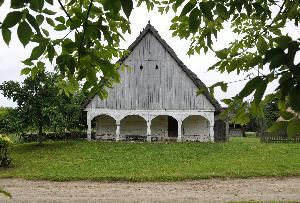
xmin=20 ymin=132 xmax=88 ymax=142
xmin=0 ymin=135 xmax=13 ymax=167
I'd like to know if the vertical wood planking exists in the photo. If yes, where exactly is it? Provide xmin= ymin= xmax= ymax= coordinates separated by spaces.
xmin=86 ymin=32 xmax=215 ymax=111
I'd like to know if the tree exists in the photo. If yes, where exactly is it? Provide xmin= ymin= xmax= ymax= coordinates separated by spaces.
xmin=156 ymin=0 xmax=300 ymax=137
xmin=43 ymin=92 xmax=86 ymax=132
xmin=0 ymin=71 xmax=85 ymax=134
xmin=0 ymin=0 xmax=299 ymax=136
xmin=0 ymin=107 xmax=26 ymax=134
xmin=245 ymin=101 xmax=279 ymax=132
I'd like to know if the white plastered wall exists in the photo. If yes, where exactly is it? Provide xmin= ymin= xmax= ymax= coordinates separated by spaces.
xmin=120 ymin=115 xmax=147 ymax=138
xmin=151 ymin=116 xmax=168 ymax=139
xmin=95 ymin=115 xmax=116 ymax=140
xmin=182 ymin=115 xmax=210 ymax=142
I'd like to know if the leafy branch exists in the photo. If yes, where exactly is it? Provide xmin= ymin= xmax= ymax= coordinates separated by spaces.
xmin=259 ymin=0 xmax=288 ymax=36
xmin=57 ymin=0 xmax=79 ymax=33
xmin=78 ymin=0 xmax=94 ymax=61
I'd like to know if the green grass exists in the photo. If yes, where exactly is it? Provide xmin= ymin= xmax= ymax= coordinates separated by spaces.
xmin=0 ymin=137 xmax=299 ymax=181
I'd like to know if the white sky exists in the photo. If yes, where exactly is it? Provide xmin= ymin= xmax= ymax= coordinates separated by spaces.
xmin=0 ymin=2 xmax=299 ymax=107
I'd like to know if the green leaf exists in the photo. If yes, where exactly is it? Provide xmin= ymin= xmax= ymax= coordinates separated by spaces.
xmin=246 ymin=56 xmax=262 ymax=67
xmin=2 ymin=28 xmax=12 ymax=45
xmin=289 ymin=86 xmax=300 ymax=112
xmin=43 ymin=8 xmax=56 ymax=15
xmin=200 ymin=2 xmax=214 ymax=21
xmin=103 ymin=0 xmax=121 ymax=14
xmin=253 ymin=2 xmax=264 ymax=16
xmin=36 ymin=15 xmax=44 ymax=25
xmin=216 ymin=3 xmax=229 ymax=19
xmin=46 ymin=17 xmax=55 ymax=26
xmin=17 ymin=21 xmax=33 ymax=47
xmin=31 ymin=66 xmax=39 ymax=78
xmin=70 ymin=18 xmax=82 ymax=30
xmin=288 ymin=1 xmax=298 ymax=18
xmin=30 ymin=44 xmax=47 ymax=60
xmin=0 ymin=0 xmax=4 ymax=7
xmin=29 ymin=0 xmax=44 ymax=11
xmin=55 ymin=24 xmax=67 ymax=31
xmin=180 ymin=1 xmax=196 ymax=16
xmin=237 ymin=76 xmax=263 ymax=99
xmin=220 ymin=83 xmax=227 ymax=92
xmin=2 ymin=11 xmax=22 ymax=28
xmin=26 ymin=13 xmax=41 ymax=34
xmin=215 ymin=49 xmax=228 ymax=59
xmin=21 ymin=67 xmax=31 ymax=75
xmin=245 ymin=4 xmax=252 ymax=17
xmin=274 ymin=36 xmax=292 ymax=49
xmin=287 ymin=118 xmax=300 ymax=138
xmin=121 ymin=0 xmax=133 ymax=19
xmin=269 ymin=53 xmax=285 ymax=70
xmin=189 ymin=8 xmax=201 ymax=33
xmin=263 ymin=48 xmax=284 ymax=64
xmin=87 ymin=69 xmax=97 ymax=86
xmin=174 ymin=0 xmax=185 ymax=10
xmin=257 ymin=36 xmax=268 ymax=55
xmin=279 ymin=111 xmax=295 ymax=120
xmin=253 ymin=78 xmax=268 ymax=106
xmin=287 ymin=41 xmax=298 ymax=63
xmin=55 ymin=16 xmax=65 ymax=24
xmin=45 ymin=0 xmax=53 ymax=5
xmin=42 ymin=29 xmax=49 ymax=37
xmin=10 ymin=0 xmax=25 ymax=8
xmin=267 ymin=121 xmax=287 ymax=133
xmin=47 ymin=44 xmax=55 ymax=63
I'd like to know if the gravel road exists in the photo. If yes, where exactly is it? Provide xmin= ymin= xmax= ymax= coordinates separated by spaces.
xmin=0 ymin=177 xmax=299 ymax=202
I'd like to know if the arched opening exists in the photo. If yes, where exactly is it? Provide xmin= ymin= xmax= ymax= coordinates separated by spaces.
xmin=120 ymin=115 xmax=147 ymax=141
xmin=151 ymin=115 xmax=178 ymax=140
xmin=93 ymin=114 xmax=116 ymax=140
xmin=182 ymin=115 xmax=210 ymax=141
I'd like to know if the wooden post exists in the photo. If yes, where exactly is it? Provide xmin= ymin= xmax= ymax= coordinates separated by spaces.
xmin=87 ymin=118 xmax=92 ymax=141
xmin=147 ymin=120 xmax=151 ymax=142
xmin=177 ymin=120 xmax=182 ymax=142
xmin=116 ymin=120 xmax=120 ymax=141
xmin=209 ymin=123 xmax=214 ymax=142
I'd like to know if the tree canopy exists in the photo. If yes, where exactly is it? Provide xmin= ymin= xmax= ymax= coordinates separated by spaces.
xmin=0 ymin=72 xmax=85 ymax=134
xmin=0 ymin=0 xmax=299 ymax=136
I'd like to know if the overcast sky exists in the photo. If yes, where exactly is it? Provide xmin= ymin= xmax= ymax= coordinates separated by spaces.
xmin=0 ymin=2 xmax=299 ymax=107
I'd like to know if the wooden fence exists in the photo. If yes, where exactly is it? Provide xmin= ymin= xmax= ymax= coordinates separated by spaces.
xmin=260 ymin=131 xmax=300 ymax=143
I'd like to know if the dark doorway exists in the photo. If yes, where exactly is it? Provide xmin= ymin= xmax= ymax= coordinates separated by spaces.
xmin=168 ymin=116 xmax=178 ymax=137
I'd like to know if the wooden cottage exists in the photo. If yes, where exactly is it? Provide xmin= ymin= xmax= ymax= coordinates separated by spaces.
xmin=83 ymin=23 xmax=222 ymax=142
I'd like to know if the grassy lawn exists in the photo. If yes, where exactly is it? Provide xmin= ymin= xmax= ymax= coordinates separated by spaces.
xmin=0 ymin=136 xmax=299 ymax=181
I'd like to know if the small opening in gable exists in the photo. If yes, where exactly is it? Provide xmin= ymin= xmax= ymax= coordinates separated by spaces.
xmin=155 ymin=65 xmax=159 ymax=69
xmin=140 ymin=65 xmax=143 ymax=70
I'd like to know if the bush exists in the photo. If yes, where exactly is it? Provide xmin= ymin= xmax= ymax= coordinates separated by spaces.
xmin=20 ymin=132 xmax=88 ymax=142
xmin=0 ymin=135 xmax=13 ymax=167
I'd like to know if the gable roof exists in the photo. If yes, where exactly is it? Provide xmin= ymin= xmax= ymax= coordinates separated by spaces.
xmin=83 ymin=22 xmax=221 ymax=112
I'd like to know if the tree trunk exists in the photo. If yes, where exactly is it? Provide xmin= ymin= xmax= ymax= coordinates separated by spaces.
xmin=38 ymin=120 xmax=43 ymax=144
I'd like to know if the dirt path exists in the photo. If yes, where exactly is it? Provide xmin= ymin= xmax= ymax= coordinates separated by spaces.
xmin=0 ymin=177 xmax=299 ymax=203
